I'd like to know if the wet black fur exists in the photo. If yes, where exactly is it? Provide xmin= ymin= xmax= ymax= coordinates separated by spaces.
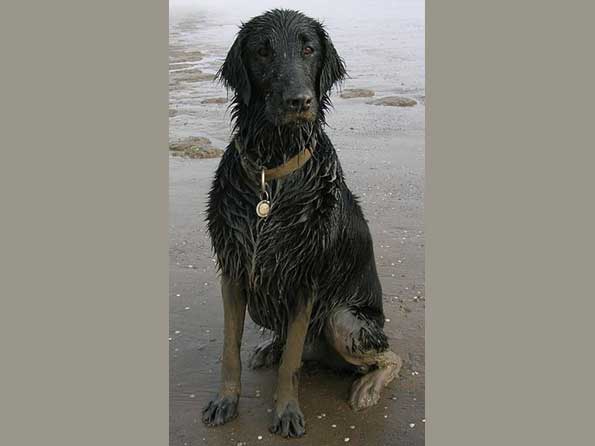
xmin=207 ymin=9 xmax=387 ymax=345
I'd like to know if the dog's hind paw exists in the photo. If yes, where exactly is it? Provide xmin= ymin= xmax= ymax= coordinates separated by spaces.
xmin=202 ymin=394 xmax=239 ymax=426
xmin=349 ymin=373 xmax=382 ymax=410
xmin=269 ymin=400 xmax=306 ymax=438
xmin=349 ymin=362 xmax=399 ymax=411
xmin=248 ymin=338 xmax=282 ymax=370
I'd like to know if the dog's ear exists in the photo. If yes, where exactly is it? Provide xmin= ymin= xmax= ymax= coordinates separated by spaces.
xmin=317 ymin=25 xmax=347 ymax=96
xmin=217 ymin=32 xmax=251 ymax=106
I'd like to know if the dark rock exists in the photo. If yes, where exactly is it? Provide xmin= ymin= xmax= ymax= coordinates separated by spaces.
xmin=367 ymin=96 xmax=417 ymax=107
xmin=340 ymin=88 xmax=375 ymax=99
xmin=201 ymin=97 xmax=228 ymax=104
xmin=169 ymin=136 xmax=224 ymax=159
xmin=169 ymin=49 xmax=205 ymax=63
xmin=169 ymin=69 xmax=215 ymax=84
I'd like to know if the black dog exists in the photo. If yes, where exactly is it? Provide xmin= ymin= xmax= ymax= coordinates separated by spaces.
xmin=202 ymin=9 xmax=402 ymax=439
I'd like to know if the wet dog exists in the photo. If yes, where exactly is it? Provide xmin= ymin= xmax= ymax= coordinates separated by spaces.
xmin=202 ymin=9 xmax=402 ymax=438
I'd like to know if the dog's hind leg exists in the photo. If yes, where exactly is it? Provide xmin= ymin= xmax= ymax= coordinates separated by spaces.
xmin=202 ymin=276 xmax=246 ymax=426
xmin=269 ymin=298 xmax=314 ymax=438
xmin=325 ymin=307 xmax=403 ymax=411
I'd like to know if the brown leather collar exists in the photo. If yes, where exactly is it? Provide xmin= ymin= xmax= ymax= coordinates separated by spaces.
xmin=234 ymin=138 xmax=314 ymax=181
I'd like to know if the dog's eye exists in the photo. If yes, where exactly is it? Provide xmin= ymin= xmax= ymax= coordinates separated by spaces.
xmin=257 ymin=47 xmax=270 ymax=58
xmin=303 ymin=46 xmax=314 ymax=56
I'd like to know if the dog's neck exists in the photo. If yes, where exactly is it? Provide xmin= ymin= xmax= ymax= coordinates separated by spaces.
xmin=235 ymin=123 xmax=319 ymax=169
xmin=232 ymin=104 xmax=323 ymax=169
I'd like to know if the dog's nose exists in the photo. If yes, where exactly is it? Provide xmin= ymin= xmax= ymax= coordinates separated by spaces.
xmin=286 ymin=94 xmax=313 ymax=112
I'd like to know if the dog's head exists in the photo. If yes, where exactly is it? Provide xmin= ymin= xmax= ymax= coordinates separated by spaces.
xmin=218 ymin=9 xmax=346 ymax=127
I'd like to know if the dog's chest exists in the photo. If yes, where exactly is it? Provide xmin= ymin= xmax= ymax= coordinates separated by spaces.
xmin=209 ymin=147 xmax=342 ymax=295
xmin=229 ymin=195 xmax=298 ymax=279
xmin=216 ymin=181 xmax=326 ymax=289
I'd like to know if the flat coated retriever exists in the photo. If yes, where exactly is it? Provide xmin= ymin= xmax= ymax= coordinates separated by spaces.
xmin=202 ymin=9 xmax=402 ymax=439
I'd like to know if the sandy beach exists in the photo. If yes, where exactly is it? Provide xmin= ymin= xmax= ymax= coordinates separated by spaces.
xmin=169 ymin=1 xmax=424 ymax=444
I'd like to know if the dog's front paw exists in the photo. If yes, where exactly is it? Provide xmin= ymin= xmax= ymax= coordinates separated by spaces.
xmin=269 ymin=400 xmax=306 ymax=438
xmin=202 ymin=394 xmax=239 ymax=426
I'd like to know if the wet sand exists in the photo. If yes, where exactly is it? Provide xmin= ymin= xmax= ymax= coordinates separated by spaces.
xmin=170 ymin=2 xmax=424 ymax=445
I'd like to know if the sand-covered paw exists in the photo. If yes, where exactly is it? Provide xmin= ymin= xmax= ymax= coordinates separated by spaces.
xmin=202 ymin=394 xmax=239 ymax=426
xmin=269 ymin=400 xmax=306 ymax=438
xmin=349 ymin=374 xmax=382 ymax=411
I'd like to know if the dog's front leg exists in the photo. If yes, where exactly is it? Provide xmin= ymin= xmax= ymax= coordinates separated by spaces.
xmin=202 ymin=275 xmax=246 ymax=426
xmin=270 ymin=297 xmax=313 ymax=438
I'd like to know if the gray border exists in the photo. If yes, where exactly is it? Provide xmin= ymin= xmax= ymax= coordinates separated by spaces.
xmin=2 ymin=1 xmax=595 ymax=445
xmin=1 ymin=0 xmax=168 ymax=445
xmin=427 ymin=1 xmax=595 ymax=445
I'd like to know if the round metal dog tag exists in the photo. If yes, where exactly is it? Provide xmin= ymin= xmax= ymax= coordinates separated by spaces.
xmin=256 ymin=200 xmax=270 ymax=218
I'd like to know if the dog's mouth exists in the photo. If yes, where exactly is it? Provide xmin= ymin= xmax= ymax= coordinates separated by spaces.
xmin=280 ymin=110 xmax=317 ymax=125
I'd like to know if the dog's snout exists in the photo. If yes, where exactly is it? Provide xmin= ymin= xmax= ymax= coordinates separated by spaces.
xmin=285 ymin=94 xmax=313 ymax=112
